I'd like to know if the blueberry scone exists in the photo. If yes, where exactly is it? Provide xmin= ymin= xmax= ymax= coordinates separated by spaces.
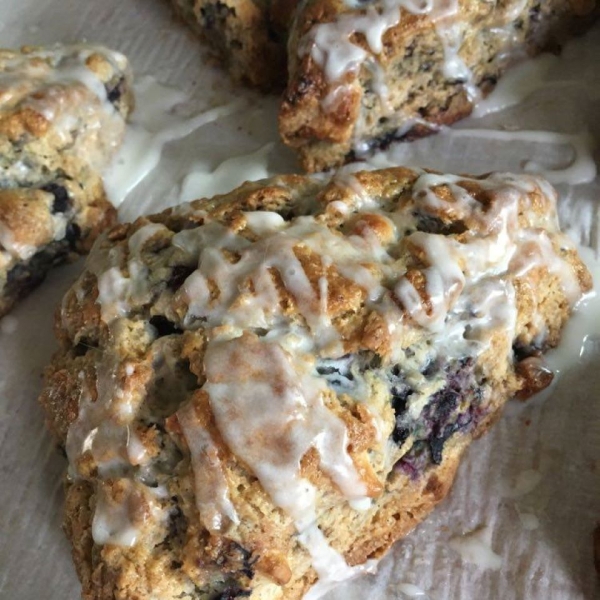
xmin=40 ymin=167 xmax=591 ymax=599
xmin=279 ymin=0 xmax=599 ymax=171
xmin=0 ymin=44 xmax=134 ymax=316
xmin=169 ymin=0 xmax=294 ymax=90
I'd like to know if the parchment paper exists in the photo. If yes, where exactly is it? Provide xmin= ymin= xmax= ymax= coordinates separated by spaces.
xmin=0 ymin=2 xmax=599 ymax=599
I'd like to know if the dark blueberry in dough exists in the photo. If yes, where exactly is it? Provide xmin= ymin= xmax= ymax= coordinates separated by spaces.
xmin=65 ymin=222 xmax=82 ymax=246
xmin=231 ymin=542 xmax=256 ymax=580
xmin=392 ymin=358 xmax=481 ymax=467
xmin=529 ymin=3 xmax=541 ymax=23
xmin=166 ymin=505 xmax=187 ymax=544
xmin=167 ymin=265 xmax=196 ymax=291
xmin=106 ymin=77 xmax=125 ymax=106
xmin=42 ymin=183 xmax=71 ymax=213
xmin=390 ymin=372 xmax=413 ymax=446
xmin=429 ymin=422 xmax=462 ymax=465
xmin=149 ymin=315 xmax=183 ymax=337
xmin=392 ymin=426 xmax=410 ymax=446
xmin=429 ymin=385 xmax=460 ymax=423
xmin=512 ymin=341 xmax=542 ymax=361
xmin=213 ymin=588 xmax=251 ymax=600
xmin=391 ymin=385 xmax=412 ymax=415
xmin=414 ymin=213 xmax=467 ymax=235
xmin=73 ymin=338 xmax=97 ymax=356
xmin=200 ymin=2 xmax=236 ymax=31
xmin=5 ymin=240 xmax=70 ymax=303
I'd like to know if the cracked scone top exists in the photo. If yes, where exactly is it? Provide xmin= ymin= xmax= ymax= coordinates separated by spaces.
xmin=40 ymin=167 xmax=591 ymax=600
xmin=0 ymin=43 xmax=133 ymax=315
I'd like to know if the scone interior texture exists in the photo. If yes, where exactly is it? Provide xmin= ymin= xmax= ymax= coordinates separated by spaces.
xmin=40 ymin=167 xmax=591 ymax=600
xmin=0 ymin=44 xmax=134 ymax=315
xmin=170 ymin=0 xmax=293 ymax=90
xmin=279 ymin=0 xmax=599 ymax=171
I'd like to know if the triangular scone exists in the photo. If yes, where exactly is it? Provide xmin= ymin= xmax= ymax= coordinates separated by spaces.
xmin=41 ymin=168 xmax=591 ymax=600
xmin=279 ymin=0 xmax=598 ymax=172
xmin=0 ymin=44 xmax=134 ymax=316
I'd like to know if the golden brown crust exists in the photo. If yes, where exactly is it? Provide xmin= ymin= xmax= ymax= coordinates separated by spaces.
xmin=40 ymin=168 xmax=590 ymax=600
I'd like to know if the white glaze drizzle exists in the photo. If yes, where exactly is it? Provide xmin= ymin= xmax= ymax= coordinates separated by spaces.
xmin=434 ymin=19 xmax=480 ymax=102
xmin=503 ymin=469 xmax=542 ymax=499
xmin=449 ymin=525 xmax=502 ymax=570
xmin=177 ymin=143 xmax=274 ymax=204
xmin=365 ymin=57 xmax=392 ymax=110
xmin=91 ymin=479 xmax=164 ymax=547
xmin=544 ymin=247 xmax=600 ymax=376
xmin=301 ymin=0 xmax=591 ymax=156
xmin=0 ymin=44 xmax=125 ymax=106
xmin=303 ymin=0 xmax=443 ymax=83
xmin=392 ymin=170 xmax=582 ymax=365
xmin=92 ymin=482 xmax=141 ymax=547
xmin=176 ymin=398 xmax=240 ymax=533
xmin=93 ymin=222 xmax=170 ymax=322
xmin=66 ymin=337 xmax=181 ymax=546
xmin=103 ymin=76 xmax=246 ymax=207
xmin=438 ymin=0 xmax=540 ymax=106
xmin=301 ymin=0 xmax=489 ymax=118
xmin=397 ymin=582 xmax=429 ymax=598
xmin=174 ymin=170 xmax=579 ymax=551
xmin=0 ymin=45 xmax=130 ymax=283
xmin=80 ymin=168 xmax=587 ymax=593
xmin=300 ymin=529 xmax=378 ymax=600
xmin=205 ymin=334 xmax=367 ymax=517
xmin=204 ymin=333 xmax=372 ymax=593
xmin=243 ymin=210 xmax=287 ymax=236
xmin=176 ymin=215 xmax=394 ymax=353
xmin=470 ymin=53 xmax=557 ymax=118
xmin=0 ymin=43 xmax=130 ymax=181
xmin=66 ymin=352 xmax=143 ymax=482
